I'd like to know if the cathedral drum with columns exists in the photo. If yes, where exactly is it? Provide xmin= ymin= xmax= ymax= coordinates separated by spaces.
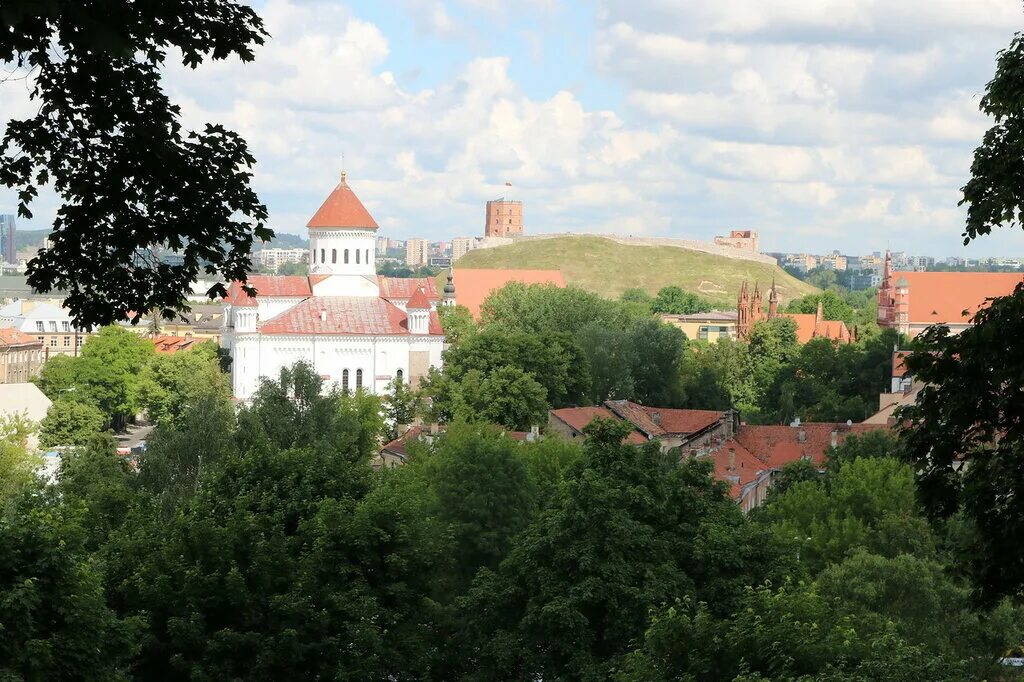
xmin=222 ymin=171 xmax=452 ymax=401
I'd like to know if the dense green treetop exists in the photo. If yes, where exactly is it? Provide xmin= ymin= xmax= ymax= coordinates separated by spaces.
xmin=650 ymin=286 xmax=713 ymax=315
xmin=784 ymin=290 xmax=854 ymax=323
xmin=39 ymin=399 xmax=107 ymax=447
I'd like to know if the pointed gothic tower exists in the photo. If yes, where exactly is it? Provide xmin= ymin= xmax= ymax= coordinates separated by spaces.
xmin=752 ymin=282 xmax=763 ymax=321
xmin=877 ymin=250 xmax=894 ymax=326
xmin=737 ymin=281 xmax=750 ymax=338
xmin=307 ymin=170 xmax=381 ymax=297
xmin=768 ymin=279 xmax=779 ymax=318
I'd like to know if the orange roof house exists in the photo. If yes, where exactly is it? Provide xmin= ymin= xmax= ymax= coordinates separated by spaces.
xmin=877 ymin=254 xmax=1022 ymax=337
xmin=452 ymin=268 xmax=566 ymax=319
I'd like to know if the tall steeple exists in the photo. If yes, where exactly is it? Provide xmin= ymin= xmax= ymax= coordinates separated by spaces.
xmin=768 ymin=279 xmax=779 ymax=318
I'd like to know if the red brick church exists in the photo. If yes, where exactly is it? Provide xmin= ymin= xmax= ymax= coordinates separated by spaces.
xmin=737 ymin=281 xmax=852 ymax=344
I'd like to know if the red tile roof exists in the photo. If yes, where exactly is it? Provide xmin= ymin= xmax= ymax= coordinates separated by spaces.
xmin=151 ymin=335 xmax=197 ymax=353
xmin=605 ymin=400 xmax=723 ymax=436
xmin=734 ymin=423 xmax=884 ymax=469
xmin=454 ymin=268 xmax=566 ymax=319
xmin=893 ymin=271 xmax=1022 ymax=325
xmin=378 ymin=276 xmax=439 ymax=301
xmin=227 ymin=276 xmax=312 ymax=307
xmin=892 ymin=351 xmax=908 ymax=377
xmin=784 ymin=313 xmax=851 ymax=344
xmin=406 ymin=287 xmax=432 ymax=310
xmin=259 ymin=296 xmax=443 ymax=336
xmin=707 ymin=440 xmax=766 ymax=499
xmin=306 ymin=173 xmax=379 ymax=230
xmin=0 ymin=327 xmax=42 ymax=347
xmin=549 ymin=406 xmax=649 ymax=445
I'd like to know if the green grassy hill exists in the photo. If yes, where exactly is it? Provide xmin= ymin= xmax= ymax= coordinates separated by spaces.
xmin=454 ymin=236 xmax=817 ymax=308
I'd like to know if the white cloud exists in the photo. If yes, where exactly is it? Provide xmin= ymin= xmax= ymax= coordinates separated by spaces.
xmin=2 ymin=0 xmax=1022 ymax=257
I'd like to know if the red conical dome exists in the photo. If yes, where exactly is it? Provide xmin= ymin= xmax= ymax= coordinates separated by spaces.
xmin=306 ymin=171 xmax=379 ymax=230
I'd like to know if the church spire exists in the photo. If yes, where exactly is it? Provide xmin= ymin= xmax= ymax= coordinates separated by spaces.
xmin=443 ymin=267 xmax=456 ymax=306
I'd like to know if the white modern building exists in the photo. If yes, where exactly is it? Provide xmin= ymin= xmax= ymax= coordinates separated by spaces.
xmin=222 ymin=171 xmax=452 ymax=401
xmin=255 ymin=247 xmax=308 ymax=272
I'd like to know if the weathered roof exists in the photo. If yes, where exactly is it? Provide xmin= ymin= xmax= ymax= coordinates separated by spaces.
xmin=0 ymin=327 xmax=41 ymax=347
xmin=549 ymin=406 xmax=649 ymax=445
xmin=734 ymin=423 xmax=885 ymax=469
xmin=378 ymin=276 xmax=439 ymax=301
xmin=406 ymin=287 xmax=432 ymax=310
xmin=604 ymin=400 xmax=723 ymax=437
xmin=226 ymin=276 xmax=312 ymax=307
xmin=259 ymin=296 xmax=443 ymax=336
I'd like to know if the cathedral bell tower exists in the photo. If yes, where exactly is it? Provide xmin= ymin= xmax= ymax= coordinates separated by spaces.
xmin=307 ymin=170 xmax=381 ymax=297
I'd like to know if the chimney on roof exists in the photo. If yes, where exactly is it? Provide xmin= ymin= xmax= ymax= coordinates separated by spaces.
xmin=728 ymin=448 xmax=736 ymax=472
xmin=651 ymin=411 xmax=661 ymax=426
xmin=831 ymin=430 xmax=838 ymax=447
xmin=790 ymin=417 xmax=801 ymax=427
xmin=798 ymin=429 xmax=806 ymax=443
xmin=319 ymin=309 xmax=327 ymax=322
xmin=429 ymin=423 xmax=439 ymax=435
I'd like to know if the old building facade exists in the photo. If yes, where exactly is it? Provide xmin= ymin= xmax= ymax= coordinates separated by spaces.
xmin=222 ymin=172 xmax=448 ymax=401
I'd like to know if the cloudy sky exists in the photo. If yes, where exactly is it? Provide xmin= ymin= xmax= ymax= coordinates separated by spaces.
xmin=3 ymin=0 xmax=1024 ymax=256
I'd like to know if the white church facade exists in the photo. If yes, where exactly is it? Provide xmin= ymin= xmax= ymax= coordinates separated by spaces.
xmin=222 ymin=171 xmax=450 ymax=401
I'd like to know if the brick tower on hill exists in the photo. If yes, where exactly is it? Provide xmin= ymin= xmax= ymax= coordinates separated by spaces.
xmin=484 ymin=195 xmax=524 ymax=238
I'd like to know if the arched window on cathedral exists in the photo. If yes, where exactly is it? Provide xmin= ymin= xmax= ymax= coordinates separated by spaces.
xmin=356 ymin=250 xmax=361 ymax=265
xmin=344 ymin=249 xmax=349 ymax=264
xmin=356 ymin=368 xmax=363 ymax=390
xmin=395 ymin=369 xmax=403 ymax=384
xmin=342 ymin=369 xmax=349 ymax=393
xmin=320 ymin=248 xmax=325 ymax=263
xmin=332 ymin=249 xmax=337 ymax=264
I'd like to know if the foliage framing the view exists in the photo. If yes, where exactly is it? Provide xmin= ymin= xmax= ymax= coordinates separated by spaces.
xmin=0 ymin=0 xmax=271 ymax=327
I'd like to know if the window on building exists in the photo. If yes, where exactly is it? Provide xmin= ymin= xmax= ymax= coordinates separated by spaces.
xmin=312 ymin=249 xmax=316 ymax=264
xmin=365 ymin=249 xmax=370 ymax=264
xmin=76 ymin=336 xmax=83 ymax=346
xmin=396 ymin=369 xmax=403 ymax=384
xmin=332 ymin=249 xmax=337 ymax=264
xmin=344 ymin=249 xmax=349 ymax=264
xmin=61 ymin=321 xmax=70 ymax=332
xmin=49 ymin=337 xmax=57 ymax=347
xmin=37 ymin=336 xmax=44 ymax=344
xmin=356 ymin=368 xmax=363 ymax=389
xmin=63 ymin=336 xmax=70 ymax=347
xmin=35 ymin=321 xmax=43 ymax=332
xmin=49 ymin=321 xmax=57 ymax=332
xmin=356 ymin=250 xmax=360 ymax=265
xmin=698 ymin=326 xmax=709 ymax=341
xmin=342 ymin=369 xmax=349 ymax=393
xmin=320 ymin=248 xmax=325 ymax=263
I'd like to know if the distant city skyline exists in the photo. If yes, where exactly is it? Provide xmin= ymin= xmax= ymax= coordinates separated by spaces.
xmin=3 ymin=0 xmax=1024 ymax=257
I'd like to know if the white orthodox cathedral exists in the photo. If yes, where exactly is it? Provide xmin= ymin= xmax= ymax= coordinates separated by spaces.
xmin=222 ymin=171 xmax=451 ymax=401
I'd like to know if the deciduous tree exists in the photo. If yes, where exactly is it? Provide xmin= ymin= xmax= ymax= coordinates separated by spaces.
xmin=0 ymin=0 xmax=270 ymax=326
